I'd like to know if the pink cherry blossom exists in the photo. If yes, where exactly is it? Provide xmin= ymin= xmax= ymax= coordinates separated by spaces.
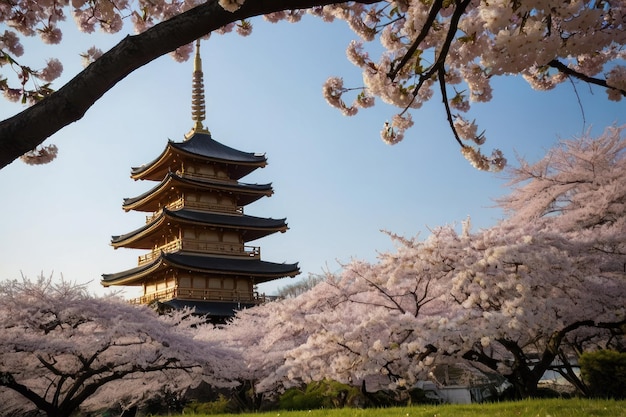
xmin=0 ymin=0 xmax=625 ymax=169
xmin=0 ymin=275 xmax=237 ymax=416
xmin=38 ymin=58 xmax=63 ymax=82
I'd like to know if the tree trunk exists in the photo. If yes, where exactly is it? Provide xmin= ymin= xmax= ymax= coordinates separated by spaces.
xmin=505 ymin=365 xmax=542 ymax=398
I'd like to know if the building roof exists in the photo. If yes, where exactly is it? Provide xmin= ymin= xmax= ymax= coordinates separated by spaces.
xmin=111 ymin=208 xmax=288 ymax=248
xmin=101 ymin=252 xmax=300 ymax=286
xmin=122 ymin=172 xmax=273 ymax=212
xmin=130 ymin=132 xmax=267 ymax=181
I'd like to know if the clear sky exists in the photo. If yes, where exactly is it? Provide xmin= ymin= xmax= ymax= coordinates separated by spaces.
xmin=0 ymin=14 xmax=624 ymax=298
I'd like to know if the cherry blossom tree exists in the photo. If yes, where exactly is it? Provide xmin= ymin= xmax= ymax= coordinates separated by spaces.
xmin=450 ymin=220 xmax=625 ymax=397
xmin=210 ymin=126 xmax=625 ymax=399
xmin=275 ymin=232 xmax=459 ymax=392
xmin=1 ymin=0 xmax=625 ymax=169
xmin=204 ymin=227 xmax=466 ymax=396
xmin=0 ymin=275 xmax=236 ymax=417
xmin=200 ymin=287 xmax=337 ymax=408
xmin=499 ymin=124 xmax=626 ymax=234
xmin=454 ymin=124 xmax=626 ymax=396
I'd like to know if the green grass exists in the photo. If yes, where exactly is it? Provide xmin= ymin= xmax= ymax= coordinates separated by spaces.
xmin=178 ymin=398 xmax=626 ymax=417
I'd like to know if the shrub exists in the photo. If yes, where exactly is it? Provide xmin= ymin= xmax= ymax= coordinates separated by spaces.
xmin=278 ymin=380 xmax=364 ymax=410
xmin=183 ymin=395 xmax=231 ymax=415
xmin=579 ymin=350 xmax=626 ymax=399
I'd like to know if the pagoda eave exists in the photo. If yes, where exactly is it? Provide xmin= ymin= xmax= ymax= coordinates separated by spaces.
xmin=122 ymin=173 xmax=273 ymax=212
xmin=131 ymin=133 xmax=267 ymax=181
xmin=101 ymin=261 xmax=163 ymax=287
xmin=163 ymin=253 xmax=300 ymax=281
xmin=111 ymin=208 xmax=288 ymax=249
xmin=101 ymin=253 xmax=300 ymax=287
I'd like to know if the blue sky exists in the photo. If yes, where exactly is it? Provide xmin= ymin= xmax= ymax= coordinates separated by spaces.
xmin=0 ymin=14 xmax=624 ymax=297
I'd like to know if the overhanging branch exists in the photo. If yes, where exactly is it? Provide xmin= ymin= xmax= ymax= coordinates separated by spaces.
xmin=548 ymin=59 xmax=626 ymax=97
xmin=0 ymin=0 xmax=378 ymax=169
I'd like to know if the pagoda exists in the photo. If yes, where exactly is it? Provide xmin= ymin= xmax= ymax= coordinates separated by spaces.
xmin=102 ymin=41 xmax=299 ymax=320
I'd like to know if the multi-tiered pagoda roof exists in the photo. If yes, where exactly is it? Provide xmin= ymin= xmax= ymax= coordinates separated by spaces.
xmin=101 ymin=41 xmax=299 ymax=320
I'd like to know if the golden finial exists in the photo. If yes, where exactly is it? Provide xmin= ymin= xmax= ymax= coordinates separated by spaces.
xmin=187 ymin=39 xmax=209 ymax=138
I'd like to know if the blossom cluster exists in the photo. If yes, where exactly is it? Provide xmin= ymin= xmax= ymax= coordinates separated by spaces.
xmin=310 ymin=0 xmax=626 ymax=171
xmin=19 ymin=144 xmax=58 ymax=165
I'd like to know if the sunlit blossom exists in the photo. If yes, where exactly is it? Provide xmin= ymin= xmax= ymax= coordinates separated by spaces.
xmin=219 ymin=0 xmax=245 ymax=13
xmin=39 ymin=26 xmax=62 ymax=44
xmin=19 ymin=144 xmax=59 ymax=165
xmin=0 ymin=0 xmax=624 ymax=173
xmin=38 ymin=59 xmax=63 ymax=82
xmin=236 ymin=20 xmax=253 ymax=36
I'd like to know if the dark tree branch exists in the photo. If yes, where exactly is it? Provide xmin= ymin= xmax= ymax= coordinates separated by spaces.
xmin=0 ymin=371 xmax=56 ymax=416
xmin=387 ymin=0 xmax=443 ymax=81
xmin=0 ymin=0 xmax=378 ymax=169
xmin=60 ymin=359 xmax=194 ymax=417
xmin=462 ymin=346 xmax=500 ymax=370
xmin=393 ymin=0 xmax=471 ymax=126
xmin=438 ymin=66 xmax=464 ymax=147
xmin=350 ymin=269 xmax=408 ymax=314
xmin=548 ymin=59 xmax=626 ymax=97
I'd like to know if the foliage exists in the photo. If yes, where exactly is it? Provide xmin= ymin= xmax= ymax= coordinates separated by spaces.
xmin=1 ymin=0 xmax=625 ymax=169
xmin=580 ymin=350 xmax=626 ymax=399
xmin=184 ymin=395 xmax=232 ymax=415
xmin=0 ymin=275 xmax=236 ymax=417
xmin=278 ymin=380 xmax=363 ymax=410
xmin=171 ymin=398 xmax=626 ymax=417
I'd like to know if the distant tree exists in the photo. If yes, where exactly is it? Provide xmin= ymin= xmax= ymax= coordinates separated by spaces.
xmin=276 ymin=273 xmax=326 ymax=299
xmin=1 ymin=0 xmax=625 ymax=169
xmin=0 ymin=275 xmax=235 ymax=417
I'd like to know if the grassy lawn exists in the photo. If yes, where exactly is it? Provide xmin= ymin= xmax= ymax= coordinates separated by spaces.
xmin=179 ymin=398 xmax=626 ymax=417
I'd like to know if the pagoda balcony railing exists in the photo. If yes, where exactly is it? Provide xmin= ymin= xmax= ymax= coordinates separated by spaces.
xmin=176 ymin=169 xmax=237 ymax=184
xmin=129 ymin=287 xmax=266 ymax=305
xmin=145 ymin=198 xmax=242 ymax=223
xmin=138 ymin=238 xmax=260 ymax=265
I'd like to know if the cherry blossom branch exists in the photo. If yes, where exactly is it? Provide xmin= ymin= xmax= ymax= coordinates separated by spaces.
xmin=438 ymin=66 xmax=464 ymax=148
xmin=0 ymin=371 xmax=56 ymax=416
xmin=0 ymin=0 xmax=379 ymax=170
xmin=386 ymin=0 xmax=473 ymax=151
xmin=387 ymin=0 xmax=443 ymax=81
xmin=409 ymin=0 xmax=471 ymax=99
xmin=548 ymin=59 xmax=626 ymax=97
xmin=349 ymin=269 xmax=408 ymax=314
xmin=408 ymin=273 xmax=438 ymax=316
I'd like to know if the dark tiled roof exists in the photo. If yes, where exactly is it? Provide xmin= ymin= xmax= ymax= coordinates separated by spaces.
xmin=163 ymin=252 xmax=299 ymax=276
xmin=122 ymin=172 xmax=272 ymax=209
xmin=131 ymin=132 xmax=266 ymax=179
xmin=101 ymin=259 xmax=161 ymax=286
xmin=173 ymin=132 xmax=266 ymax=164
xmin=111 ymin=208 xmax=288 ymax=245
xmin=101 ymin=252 xmax=300 ymax=285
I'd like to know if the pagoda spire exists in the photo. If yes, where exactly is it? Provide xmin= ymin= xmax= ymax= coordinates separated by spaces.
xmin=187 ymin=39 xmax=209 ymax=138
